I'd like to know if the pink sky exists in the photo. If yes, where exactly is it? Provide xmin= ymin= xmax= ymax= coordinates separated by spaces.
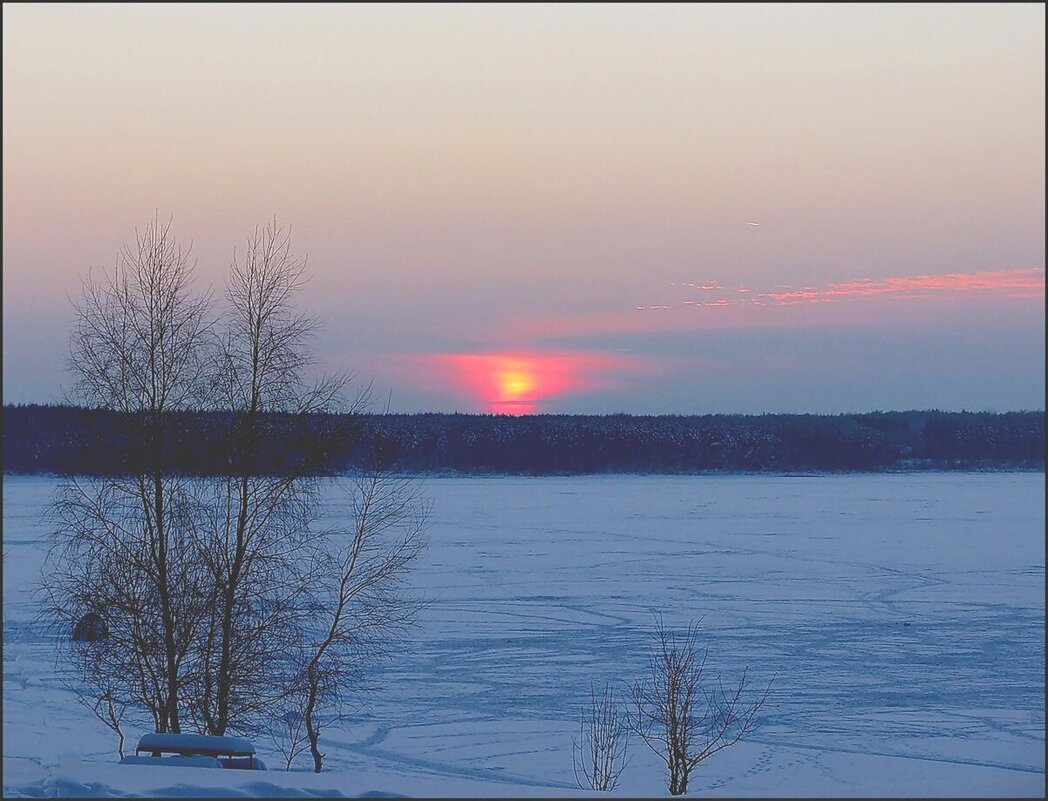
xmin=3 ymin=4 xmax=1044 ymax=413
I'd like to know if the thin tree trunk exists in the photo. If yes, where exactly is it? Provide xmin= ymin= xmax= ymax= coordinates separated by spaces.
xmin=155 ymin=469 xmax=181 ymax=733
xmin=214 ymin=473 xmax=250 ymax=735
xmin=304 ymin=669 xmax=323 ymax=773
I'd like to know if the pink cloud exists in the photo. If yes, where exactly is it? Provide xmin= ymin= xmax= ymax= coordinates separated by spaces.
xmin=759 ymin=267 xmax=1044 ymax=305
xmin=512 ymin=267 xmax=1044 ymax=342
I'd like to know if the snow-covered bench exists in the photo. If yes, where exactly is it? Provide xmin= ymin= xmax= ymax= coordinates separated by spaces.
xmin=121 ymin=733 xmax=267 ymax=770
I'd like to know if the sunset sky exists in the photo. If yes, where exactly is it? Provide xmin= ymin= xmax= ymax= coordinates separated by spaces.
xmin=3 ymin=3 xmax=1044 ymax=414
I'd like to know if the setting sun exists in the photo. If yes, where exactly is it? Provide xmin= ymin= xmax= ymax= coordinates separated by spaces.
xmin=421 ymin=351 xmax=643 ymax=415
xmin=495 ymin=363 xmax=536 ymax=402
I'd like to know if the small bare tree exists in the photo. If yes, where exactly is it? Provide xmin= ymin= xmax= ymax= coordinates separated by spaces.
xmin=61 ymin=636 xmax=131 ymax=759
xmin=298 ymin=455 xmax=428 ymax=773
xmin=572 ymin=681 xmax=631 ymax=791
xmin=267 ymin=683 xmax=312 ymax=771
xmin=629 ymin=615 xmax=770 ymax=796
xmin=82 ymin=688 xmax=129 ymax=760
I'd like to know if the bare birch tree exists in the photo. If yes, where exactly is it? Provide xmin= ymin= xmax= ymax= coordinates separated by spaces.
xmin=43 ymin=214 xmax=212 ymax=734
xmin=185 ymin=219 xmax=359 ymax=739
xmin=629 ymin=616 xmax=771 ymax=796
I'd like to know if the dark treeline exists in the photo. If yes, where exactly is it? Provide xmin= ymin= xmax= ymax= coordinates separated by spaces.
xmin=3 ymin=404 xmax=1043 ymax=476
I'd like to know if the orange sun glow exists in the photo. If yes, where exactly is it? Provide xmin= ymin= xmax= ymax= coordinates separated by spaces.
xmin=425 ymin=351 xmax=638 ymax=414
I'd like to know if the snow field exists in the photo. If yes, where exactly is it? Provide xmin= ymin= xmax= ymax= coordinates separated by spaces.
xmin=3 ymin=472 xmax=1044 ymax=796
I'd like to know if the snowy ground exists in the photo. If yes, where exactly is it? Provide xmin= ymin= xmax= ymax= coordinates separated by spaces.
xmin=3 ymin=472 xmax=1045 ymax=797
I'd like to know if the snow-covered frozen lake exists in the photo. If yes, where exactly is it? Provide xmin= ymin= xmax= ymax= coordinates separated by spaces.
xmin=3 ymin=473 xmax=1045 ymax=797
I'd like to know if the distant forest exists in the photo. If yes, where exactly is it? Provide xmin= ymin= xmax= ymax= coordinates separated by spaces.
xmin=3 ymin=404 xmax=1043 ymax=476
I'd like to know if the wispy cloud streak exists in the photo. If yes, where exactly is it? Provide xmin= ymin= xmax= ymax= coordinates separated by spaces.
xmin=652 ymin=267 xmax=1045 ymax=309
xmin=516 ymin=267 xmax=1044 ymax=341
xmin=758 ymin=268 xmax=1045 ymax=305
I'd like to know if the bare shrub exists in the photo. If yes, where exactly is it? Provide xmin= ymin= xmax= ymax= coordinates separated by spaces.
xmin=629 ymin=615 xmax=771 ymax=795
xmin=572 ymin=681 xmax=631 ymax=791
